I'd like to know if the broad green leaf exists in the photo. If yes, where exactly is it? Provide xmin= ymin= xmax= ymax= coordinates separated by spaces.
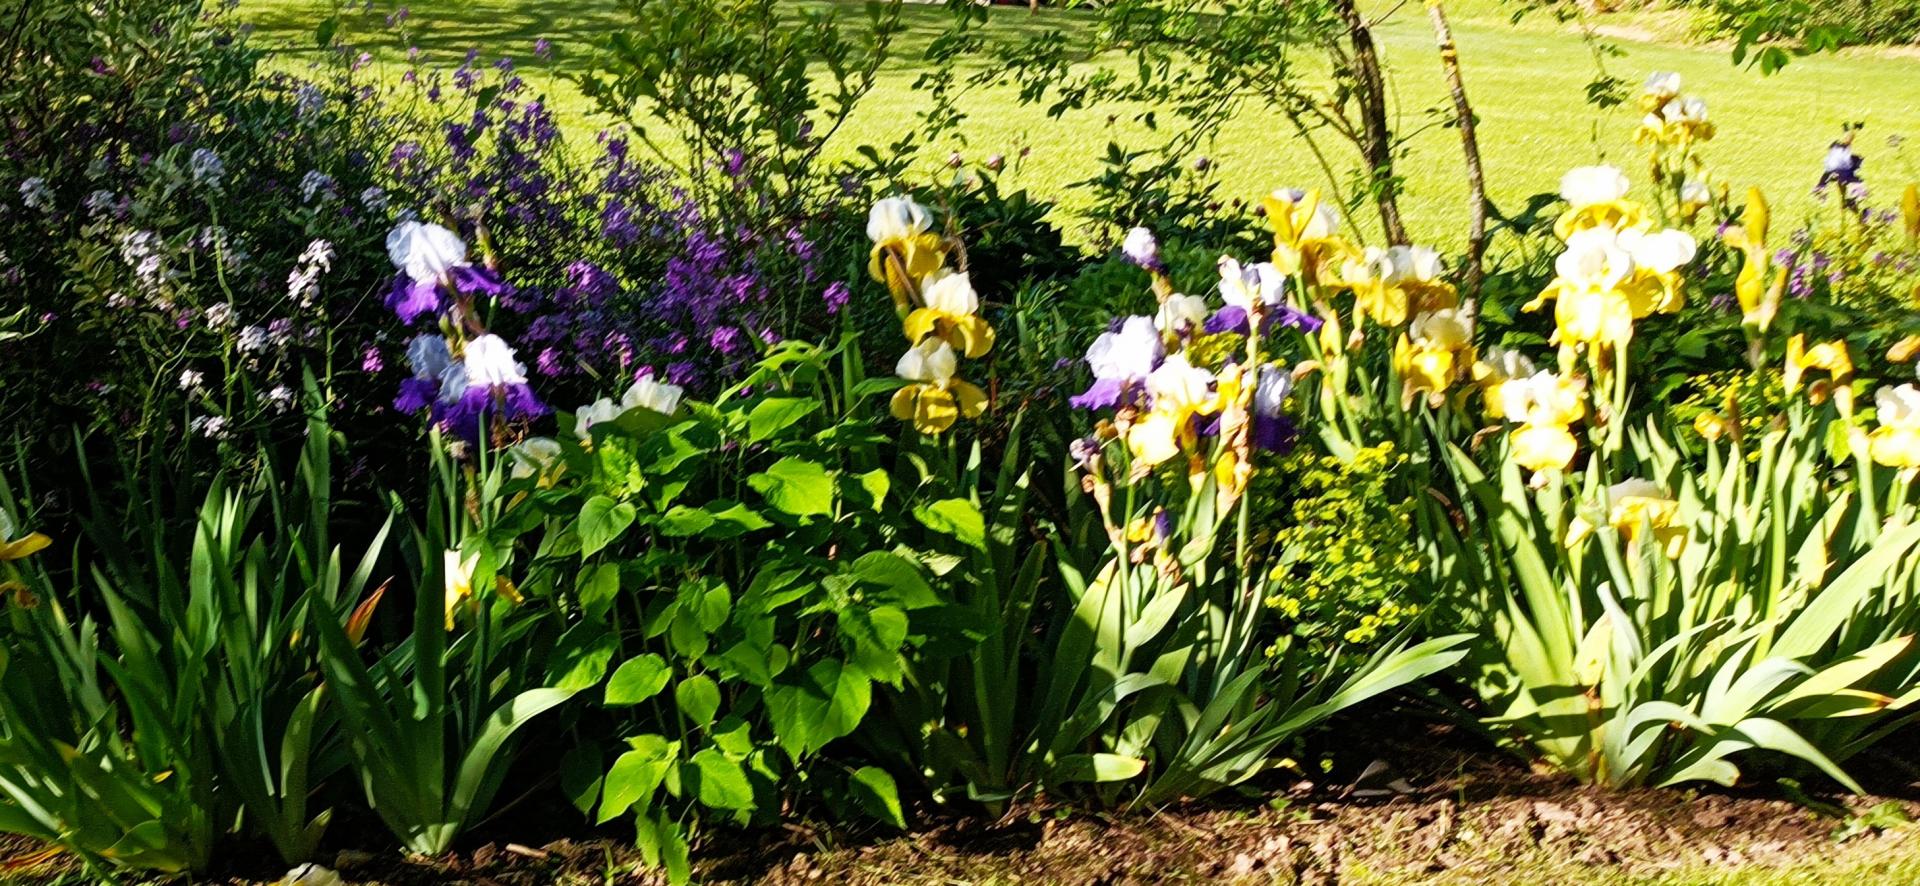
xmin=849 ymin=766 xmax=906 ymax=827
xmin=747 ymin=457 xmax=836 ymax=517
xmin=748 ymin=397 xmax=821 ymax=442
xmin=576 ymin=563 xmax=621 ymax=622
xmin=599 ymin=735 xmax=675 ymax=823
xmin=546 ymin=623 xmax=616 ymax=692
xmin=605 ymin=654 xmax=673 ymax=705
xmin=675 ymin=674 xmax=721 ymax=725
xmin=856 ymin=469 xmax=891 ymax=508
xmin=578 ymin=495 xmax=637 ymax=559
xmin=915 ymin=498 xmax=986 ymax=550
xmin=850 ymin=551 xmax=939 ymax=609
xmin=688 ymin=749 xmax=754 ymax=810
xmin=765 ymin=660 xmax=871 ymax=760
xmin=657 ymin=505 xmax=715 ymax=537
xmin=705 ymin=502 xmax=772 ymax=537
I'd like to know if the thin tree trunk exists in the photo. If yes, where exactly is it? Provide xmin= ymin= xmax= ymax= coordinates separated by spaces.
xmin=1330 ymin=0 xmax=1408 ymax=245
xmin=1426 ymin=0 xmax=1488 ymax=293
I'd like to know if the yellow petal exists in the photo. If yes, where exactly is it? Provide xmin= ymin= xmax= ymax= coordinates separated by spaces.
xmin=912 ymin=386 xmax=959 ymax=434
xmin=903 ymin=308 xmax=941 ymax=344
xmin=950 ymin=380 xmax=988 ymax=418
xmin=0 ymin=532 xmax=49 ymax=561
xmin=1128 ymin=413 xmax=1182 ymax=466
xmin=1871 ymin=428 xmax=1920 ymax=468
xmin=950 ymin=315 xmax=997 ymax=359
xmin=1510 ymin=422 xmax=1578 ymax=473
xmin=1902 ymin=183 xmax=1920 ymax=242
xmin=889 ymin=386 xmax=920 ymax=421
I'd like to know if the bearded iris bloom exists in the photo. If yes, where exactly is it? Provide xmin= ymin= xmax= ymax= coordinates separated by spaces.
xmin=1528 ymin=213 xmax=1695 ymax=354
xmin=395 ymin=333 xmax=453 ymax=414
xmin=437 ymin=334 xmax=548 ymax=439
xmin=1472 ymin=347 xmax=1537 ymax=419
xmin=1871 ymin=384 xmax=1920 ymax=468
xmin=0 ymin=508 xmax=49 ymax=562
xmin=1251 ymin=365 xmax=1297 ymax=453
xmin=867 ymin=196 xmax=944 ymax=313
xmin=1336 ymin=244 xmax=1454 ymax=329
xmin=1204 ymin=257 xmax=1322 ymax=335
xmin=1554 ymin=166 xmax=1643 ymax=241
xmin=1261 ymin=188 xmax=1344 ymax=279
xmin=1394 ymin=305 xmax=1476 ymax=407
xmin=1156 ymin=293 xmax=1209 ymax=336
xmin=1498 ymin=370 xmax=1587 ymax=474
xmin=384 ymin=220 xmax=510 ymax=324
xmin=1785 ymin=334 xmax=1855 ymax=417
xmin=890 ymin=338 xmax=987 ymax=435
xmin=1072 ymin=315 xmax=1162 ymax=410
xmin=1128 ymin=354 xmax=1219 ymax=466
xmin=1566 ymin=478 xmax=1685 ymax=558
xmin=903 ymin=270 xmax=994 ymax=358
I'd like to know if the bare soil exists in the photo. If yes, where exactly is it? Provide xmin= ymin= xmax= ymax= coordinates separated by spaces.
xmin=4 ymin=719 xmax=1917 ymax=885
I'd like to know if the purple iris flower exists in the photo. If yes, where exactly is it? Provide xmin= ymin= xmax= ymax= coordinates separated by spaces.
xmin=1819 ymin=142 xmax=1863 ymax=188
xmin=387 ymin=276 xmax=445 ymax=325
xmin=1202 ymin=304 xmax=1324 ymax=336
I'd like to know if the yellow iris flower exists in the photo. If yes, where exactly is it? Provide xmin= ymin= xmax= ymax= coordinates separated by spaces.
xmin=1784 ymin=334 xmax=1855 ymax=417
xmin=1527 ymin=224 xmax=1694 ymax=353
xmin=1127 ymin=355 xmax=1219 ymax=467
xmin=1870 ymin=384 xmax=1920 ymax=469
xmin=1566 ymin=479 xmax=1685 ymax=558
xmin=1393 ymin=306 xmax=1476 ymax=407
xmin=1338 ymin=244 xmax=1457 ymax=329
xmin=890 ymin=338 xmax=988 ymax=435
xmin=902 ymin=269 xmax=995 ymax=358
xmin=1903 ymin=184 xmax=1920 ymax=245
xmin=443 ymin=549 xmax=480 ymax=631
xmin=1722 ymin=188 xmax=1783 ymax=331
xmin=1553 ymin=166 xmax=1646 ymax=241
xmin=1498 ymin=370 xmax=1587 ymax=473
xmin=1472 ymin=347 xmax=1537 ymax=419
xmin=867 ymin=196 xmax=947 ymax=315
xmin=0 ymin=508 xmax=48 ymax=562
xmin=1261 ymin=188 xmax=1347 ymax=279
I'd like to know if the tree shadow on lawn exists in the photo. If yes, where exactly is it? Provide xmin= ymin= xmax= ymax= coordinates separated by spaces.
xmin=244 ymin=0 xmax=1095 ymax=77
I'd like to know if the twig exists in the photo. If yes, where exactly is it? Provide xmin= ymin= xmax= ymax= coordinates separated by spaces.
xmin=1425 ymin=0 xmax=1488 ymax=292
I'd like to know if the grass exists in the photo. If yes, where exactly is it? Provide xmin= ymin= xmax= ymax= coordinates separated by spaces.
xmin=242 ymin=0 xmax=1920 ymax=246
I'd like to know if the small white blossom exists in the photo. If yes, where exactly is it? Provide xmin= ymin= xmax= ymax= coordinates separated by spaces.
xmin=237 ymin=325 xmax=270 ymax=353
xmin=18 ymin=177 xmax=51 ymax=211
xmin=189 ymin=415 xmax=229 ymax=439
xmin=203 ymin=304 xmax=234 ymax=328
xmin=178 ymin=369 xmax=206 ymax=391
xmin=189 ymin=148 xmax=225 ymax=188
xmin=299 ymin=171 xmax=336 ymax=203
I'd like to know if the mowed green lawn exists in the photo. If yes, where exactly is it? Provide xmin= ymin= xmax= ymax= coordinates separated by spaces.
xmin=244 ymin=0 xmax=1920 ymax=246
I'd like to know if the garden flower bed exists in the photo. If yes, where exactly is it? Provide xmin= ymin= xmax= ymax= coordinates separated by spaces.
xmin=3 ymin=1 xmax=1919 ymax=883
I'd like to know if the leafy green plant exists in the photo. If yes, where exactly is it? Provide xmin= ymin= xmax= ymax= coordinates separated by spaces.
xmin=0 ymin=402 xmax=385 ymax=874
xmin=497 ymin=338 xmax=947 ymax=882
xmin=310 ymin=440 xmax=587 ymax=856
xmin=1446 ymin=410 xmax=1920 ymax=788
